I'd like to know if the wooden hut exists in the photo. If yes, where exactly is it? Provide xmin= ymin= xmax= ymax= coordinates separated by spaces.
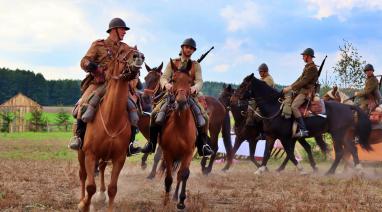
xmin=0 ymin=93 xmax=42 ymax=132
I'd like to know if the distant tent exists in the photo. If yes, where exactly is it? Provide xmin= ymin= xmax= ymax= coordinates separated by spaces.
xmin=0 ymin=93 xmax=42 ymax=132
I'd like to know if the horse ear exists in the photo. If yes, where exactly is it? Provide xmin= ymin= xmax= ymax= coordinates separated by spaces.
xmin=157 ymin=62 xmax=163 ymax=73
xmin=227 ymin=84 xmax=232 ymax=90
xmin=170 ymin=58 xmax=177 ymax=72
xmin=250 ymin=73 xmax=254 ymax=78
xmin=223 ymin=83 xmax=227 ymax=89
xmin=145 ymin=63 xmax=151 ymax=72
xmin=185 ymin=59 xmax=193 ymax=72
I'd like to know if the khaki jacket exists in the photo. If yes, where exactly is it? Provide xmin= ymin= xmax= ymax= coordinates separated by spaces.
xmin=291 ymin=61 xmax=318 ymax=93
xmin=160 ymin=56 xmax=203 ymax=93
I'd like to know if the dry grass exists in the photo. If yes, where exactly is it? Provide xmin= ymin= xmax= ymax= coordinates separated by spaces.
xmin=1 ymin=139 xmax=382 ymax=211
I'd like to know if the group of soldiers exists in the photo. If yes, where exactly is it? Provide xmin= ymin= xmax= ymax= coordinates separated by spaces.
xmin=68 ymin=17 xmax=381 ymax=156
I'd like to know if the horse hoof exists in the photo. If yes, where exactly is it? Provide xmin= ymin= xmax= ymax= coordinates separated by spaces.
xmin=77 ymin=201 xmax=85 ymax=212
xmin=299 ymin=171 xmax=309 ymax=176
xmin=313 ymin=167 xmax=319 ymax=173
xmin=94 ymin=191 xmax=106 ymax=204
xmin=147 ymin=173 xmax=155 ymax=180
xmin=141 ymin=163 xmax=147 ymax=170
xmin=177 ymin=203 xmax=186 ymax=210
xmin=325 ymin=171 xmax=334 ymax=176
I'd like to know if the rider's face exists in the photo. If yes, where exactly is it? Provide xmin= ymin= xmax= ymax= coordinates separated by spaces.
xmin=365 ymin=70 xmax=373 ymax=77
xmin=181 ymin=45 xmax=195 ymax=57
xmin=116 ymin=28 xmax=126 ymax=40
xmin=302 ymin=54 xmax=308 ymax=63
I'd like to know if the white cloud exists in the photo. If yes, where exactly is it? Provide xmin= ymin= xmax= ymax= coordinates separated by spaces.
xmin=220 ymin=1 xmax=263 ymax=32
xmin=235 ymin=53 xmax=256 ymax=63
xmin=0 ymin=58 xmax=84 ymax=80
xmin=0 ymin=0 xmax=95 ymax=52
xmin=306 ymin=0 xmax=382 ymax=20
xmin=212 ymin=64 xmax=230 ymax=73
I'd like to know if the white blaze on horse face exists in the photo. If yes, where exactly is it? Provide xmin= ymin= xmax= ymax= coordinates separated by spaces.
xmin=132 ymin=52 xmax=145 ymax=68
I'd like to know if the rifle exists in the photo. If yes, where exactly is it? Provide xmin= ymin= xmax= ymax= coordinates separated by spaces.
xmin=197 ymin=46 xmax=214 ymax=63
xmin=314 ymin=55 xmax=328 ymax=94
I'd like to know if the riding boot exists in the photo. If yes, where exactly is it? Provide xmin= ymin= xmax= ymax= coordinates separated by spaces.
xmin=81 ymin=94 xmax=101 ymax=123
xmin=127 ymin=126 xmax=142 ymax=157
xmin=196 ymin=127 xmax=214 ymax=156
xmin=294 ymin=117 xmax=309 ymax=138
xmin=155 ymin=101 xmax=169 ymax=125
xmin=68 ymin=119 xmax=87 ymax=150
xmin=189 ymin=98 xmax=206 ymax=127
xmin=141 ymin=124 xmax=160 ymax=154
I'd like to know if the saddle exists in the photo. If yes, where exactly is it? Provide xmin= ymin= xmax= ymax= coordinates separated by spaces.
xmin=369 ymin=105 xmax=382 ymax=124
xmin=298 ymin=97 xmax=326 ymax=118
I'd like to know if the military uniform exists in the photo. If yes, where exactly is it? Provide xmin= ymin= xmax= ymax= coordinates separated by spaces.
xmin=69 ymin=18 xmax=142 ymax=155
xmin=356 ymin=74 xmax=379 ymax=113
xmin=288 ymin=61 xmax=318 ymax=118
xmin=142 ymin=38 xmax=214 ymax=156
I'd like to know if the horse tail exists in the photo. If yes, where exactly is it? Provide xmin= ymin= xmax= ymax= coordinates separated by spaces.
xmin=221 ymin=111 xmax=233 ymax=157
xmin=158 ymin=159 xmax=181 ymax=177
xmin=350 ymin=105 xmax=372 ymax=151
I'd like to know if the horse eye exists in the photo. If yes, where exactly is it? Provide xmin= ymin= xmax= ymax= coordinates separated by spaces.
xmin=133 ymin=54 xmax=138 ymax=58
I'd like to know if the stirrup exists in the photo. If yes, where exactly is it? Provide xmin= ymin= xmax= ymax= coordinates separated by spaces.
xmin=141 ymin=142 xmax=155 ymax=154
xmin=201 ymin=144 xmax=214 ymax=157
xmin=68 ymin=136 xmax=82 ymax=150
xmin=127 ymin=142 xmax=142 ymax=156
xmin=293 ymin=130 xmax=309 ymax=138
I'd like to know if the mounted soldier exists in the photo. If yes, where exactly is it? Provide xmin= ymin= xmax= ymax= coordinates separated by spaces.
xmin=282 ymin=48 xmax=319 ymax=138
xmin=246 ymin=63 xmax=275 ymax=126
xmin=141 ymin=38 xmax=214 ymax=156
xmin=68 ymin=17 xmax=141 ymax=155
xmin=355 ymin=64 xmax=381 ymax=113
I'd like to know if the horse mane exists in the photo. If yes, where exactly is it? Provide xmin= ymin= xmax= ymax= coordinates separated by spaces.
xmin=251 ymin=75 xmax=281 ymax=99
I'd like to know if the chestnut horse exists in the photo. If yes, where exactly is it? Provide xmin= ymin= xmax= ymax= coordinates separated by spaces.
xmin=160 ymin=59 xmax=197 ymax=210
xmin=77 ymin=47 xmax=144 ymax=212
xmin=141 ymin=63 xmax=232 ymax=177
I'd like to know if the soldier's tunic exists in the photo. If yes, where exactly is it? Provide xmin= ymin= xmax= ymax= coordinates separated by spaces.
xmin=261 ymin=75 xmax=275 ymax=88
xmin=285 ymin=61 xmax=318 ymax=118
xmin=152 ymin=56 xmax=207 ymax=122
xmin=356 ymin=75 xmax=380 ymax=112
xmin=77 ymin=37 xmax=138 ymax=119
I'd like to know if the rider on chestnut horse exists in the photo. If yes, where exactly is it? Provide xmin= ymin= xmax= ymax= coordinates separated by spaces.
xmin=68 ymin=17 xmax=141 ymax=155
xmin=141 ymin=38 xmax=214 ymax=156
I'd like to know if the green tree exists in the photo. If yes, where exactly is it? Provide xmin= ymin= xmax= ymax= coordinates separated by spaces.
xmin=29 ymin=109 xmax=46 ymax=132
xmin=56 ymin=108 xmax=71 ymax=131
xmin=0 ymin=111 xmax=15 ymax=132
xmin=333 ymin=40 xmax=366 ymax=89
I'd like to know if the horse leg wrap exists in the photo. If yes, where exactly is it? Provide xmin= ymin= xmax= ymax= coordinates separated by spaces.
xmin=155 ymin=101 xmax=169 ymax=126
xmin=127 ymin=97 xmax=139 ymax=127
xmin=81 ymin=95 xmax=101 ymax=123
xmin=189 ymin=98 xmax=206 ymax=127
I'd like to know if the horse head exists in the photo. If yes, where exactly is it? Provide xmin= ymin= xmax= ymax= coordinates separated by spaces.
xmin=170 ymin=58 xmax=193 ymax=111
xmin=231 ymin=73 xmax=254 ymax=105
xmin=143 ymin=62 xmax=163 ymax=96
xmin=219 ymin=84 xmax=235 ymax=109
xmin=115 ymin=50 xmax=145 ymax=81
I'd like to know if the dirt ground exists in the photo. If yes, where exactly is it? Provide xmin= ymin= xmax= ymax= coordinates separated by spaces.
xmin=1 ymin=157 xmax=382 ymax=212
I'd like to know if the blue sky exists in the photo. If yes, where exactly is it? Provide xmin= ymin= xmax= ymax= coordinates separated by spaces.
xmin=1 ymin=0 xmax=382 ymax=85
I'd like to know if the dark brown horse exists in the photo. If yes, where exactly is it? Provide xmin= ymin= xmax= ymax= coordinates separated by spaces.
xmin=324 ymin=87 xmax=382 ymax=169
xmin=219 ymin=84 xmax=328 ymax=174
xmin=77 ymin=48 xmax=144 ymax=212
xmin=159 ymin=59 xmax=197 ymax=210
xmin=236 ymin=74 xmax=372 ymax=175
xmin=141 ymin=64 xmax=232 ymax=177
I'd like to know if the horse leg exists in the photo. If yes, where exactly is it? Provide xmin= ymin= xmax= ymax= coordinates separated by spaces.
xmin=326 ymin=132 xmax=345 ymax=175
xmin=255 ymin=138 xmax=275 ymax=174
xmin=94 ymin=160 xmax=107 ymax=205
xmin=163 ymin=154 xmax=173 ymax=206
xmin=141 ymin=153 xmax=149 ymax=170
xmin=173 ymin=171 xmax=181 ymax=201
xmin=344 ymin=138 xmax=361 ymax=170
xmin=222 ymin=136 xmax=242 ymax=171
xmin=298 ymin=138 xmax=318 ymax=172
xmin=147 ymin=146 xmax=162 ymax=179
xmin=107 ymin=156 xmax=126 ymax=212
xmin=78 ymin=150 xmax=87 ymax=203
xmin=204 ymin=129 xmax=219 ymax=175
xmin=342 ymin=149 xmax=352 ymax=172
xmin=78 ymin=153 xmax=97 ymax=212
xmin=249 ymin=140 xmax=261 ymax=168
xmin=177 ymin=156 xmax=192 ymax=210
xmin=276 ymin=154 xmax=289 ymax=172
